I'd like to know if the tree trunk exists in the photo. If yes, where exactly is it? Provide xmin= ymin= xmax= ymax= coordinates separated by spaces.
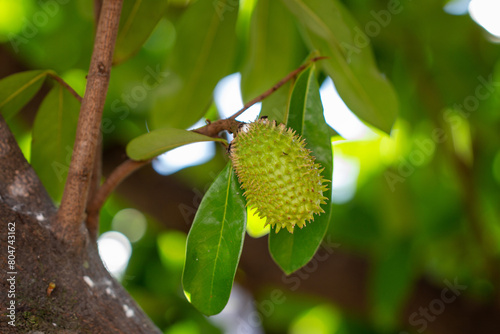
xmin=0 ymin=115 xmax=161 ymax=333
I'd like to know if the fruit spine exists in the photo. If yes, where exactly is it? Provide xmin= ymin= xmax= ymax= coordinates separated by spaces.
xmin=230 ymin=118 xmax=329 ymax=233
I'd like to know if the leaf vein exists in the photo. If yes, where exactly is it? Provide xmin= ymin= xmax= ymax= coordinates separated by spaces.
xmin=0 ymin=72 xmax=46 ymax=109
xmin=208 ymin=167 xmax=233 ymax=308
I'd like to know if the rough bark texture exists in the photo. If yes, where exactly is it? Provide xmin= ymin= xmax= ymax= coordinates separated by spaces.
xmin=0 ymin=115 xmax=161 ymax=333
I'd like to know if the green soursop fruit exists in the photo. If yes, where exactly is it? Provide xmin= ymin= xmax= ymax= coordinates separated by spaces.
xmin=230 ymin=118 xmax=329 ymax=233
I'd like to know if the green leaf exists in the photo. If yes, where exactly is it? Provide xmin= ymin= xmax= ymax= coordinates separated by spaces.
xmin=259 ymin=81 xmax=292 ymax=124
xmin=151 ymin=0 xmax=239 ymax=130
xmin=280 ymin=0 xmax=398 ymax=134
xmin=269 ymin=64 xmax=333 ymax=275
xmin=0 ymin=70 xmax=47 ymax=119
xmin=182 ymin=163 xmax=247 ymax=315
xmin=240 ymin=0 xmax=305 ymax=102
xmin=113 ymin=0 xmax=170 ymax=65
xmin=31 ymin=85 xmax=80 ymax=201
xmin=126 ymin=128 xmax=227 ymax=161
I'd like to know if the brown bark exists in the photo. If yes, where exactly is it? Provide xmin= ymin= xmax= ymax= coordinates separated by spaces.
xmin=0 ymin=0 xmax=162 ymax=331
xmin=87 ymin=158 xmax=151 ymax=232
xmin=0 ymin=115 xmax=162 ymax=333
xmin=86 ymin=135 xmax=103 ymax=239
xmin=56 ymin=0 xmax=123 ymax=248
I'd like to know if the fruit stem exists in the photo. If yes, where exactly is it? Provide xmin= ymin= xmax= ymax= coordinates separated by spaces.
xmin=192 ymin=56 xmax=327 ymax=139
xmin=192 ymin=118 xmax=243 ymax=138
xmin=229 ymin=56 xmax=328 ymax=120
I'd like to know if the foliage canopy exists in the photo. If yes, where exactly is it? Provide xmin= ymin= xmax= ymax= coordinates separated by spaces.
xmin=1 ymin=0 xmax=500 ymax=333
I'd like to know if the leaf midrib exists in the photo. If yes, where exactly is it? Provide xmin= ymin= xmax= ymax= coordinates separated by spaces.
xmin=207 ymin=167 xmax=233 ymax=310
xmin=117 ymin=0 xmax=143 ymax=44
xmin=289 ymin=0 xmax=374 ymax=112
xmin=0 ymin=72 xmax=46 ymax=109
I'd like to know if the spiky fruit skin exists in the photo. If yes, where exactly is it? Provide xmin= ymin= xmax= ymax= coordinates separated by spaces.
xmin=230 ymin=119 xmax=329 ymax=233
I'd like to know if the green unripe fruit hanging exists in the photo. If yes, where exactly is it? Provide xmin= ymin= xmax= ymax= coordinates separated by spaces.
xmin=230 ymin=118 xmax=329 ymax=233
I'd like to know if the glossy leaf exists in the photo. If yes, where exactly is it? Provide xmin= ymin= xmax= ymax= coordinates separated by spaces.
xmin=259 ymin=81 xmax=292 ymax=124
xmin=269 ymin=64 xmax=333 ymax=275
xmin=281 ymin=0 xmax=398 ymax=134
xmin=31 ymin=85 xmax=80 ymax=201
xmin=240 ymin=0 xmax=305 ymax=102
xmin=182 ymin=163 xmax=247 ymax=315
xmin=0 ymin=70 xmax=47 ymax=119
xmin=113 ymin=0 xmax=170 ymax=65
xmin=126 ymin=127 xmax=227 ymax=161
xmin=151 ymin=0 xmax=238 ymax=130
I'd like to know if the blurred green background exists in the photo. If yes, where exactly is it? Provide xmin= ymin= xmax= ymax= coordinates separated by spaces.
xmin=1 ymin=0 xmax=500 ymax=333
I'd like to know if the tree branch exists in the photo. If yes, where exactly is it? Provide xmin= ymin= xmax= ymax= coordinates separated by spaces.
xmin=87 ymin=158 xmax=151 ymax=235
xmin=55 ymin=0 xmax=123 ymax=247
xmin=229 ymin=56 xmax=327 ymax=120
xmin=47 ymin=72 xmax=83 ymax=103
xmin=192 ymin=118 xmax=242 ymax=137
xmin=94 ymin=0 xmax=103 ymax=29
xmin=86 ymin=135 xmax=103 ymax=239
xmin=195 ymin=58 xmax=329 ymax=139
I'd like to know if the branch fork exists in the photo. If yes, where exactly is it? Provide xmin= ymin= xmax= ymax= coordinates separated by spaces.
xmin=61 ymin=35 xmax=324 ymax=243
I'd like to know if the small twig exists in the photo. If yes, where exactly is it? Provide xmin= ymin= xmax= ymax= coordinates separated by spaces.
xmin=192 ymin=118 xmax=242 ymax=137
xmin=48 ymin=73 xmax=83 ymax=103
xmin=87 ymin=159 xmax=152 ymax=224
xmin=230 ymin=56 xmax=328 ymax=120
xmin=55 ymin=0 xmax=123 ymax=247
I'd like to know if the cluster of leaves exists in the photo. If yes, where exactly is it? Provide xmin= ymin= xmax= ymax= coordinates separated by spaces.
xmin=126 ymin=57 xmax=336 ymax=315
xmin=0 ymin=0 xmax=400 ymax=318
xmin=119 ymin=0 xmax=399 ymax=315
xmin=0 ymin=70 xmax=80 ymax=200
xmin=3 ymin=0 xmax=500 ymax=331
xmin=181 ymin=64 xmax=334 ymax=315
